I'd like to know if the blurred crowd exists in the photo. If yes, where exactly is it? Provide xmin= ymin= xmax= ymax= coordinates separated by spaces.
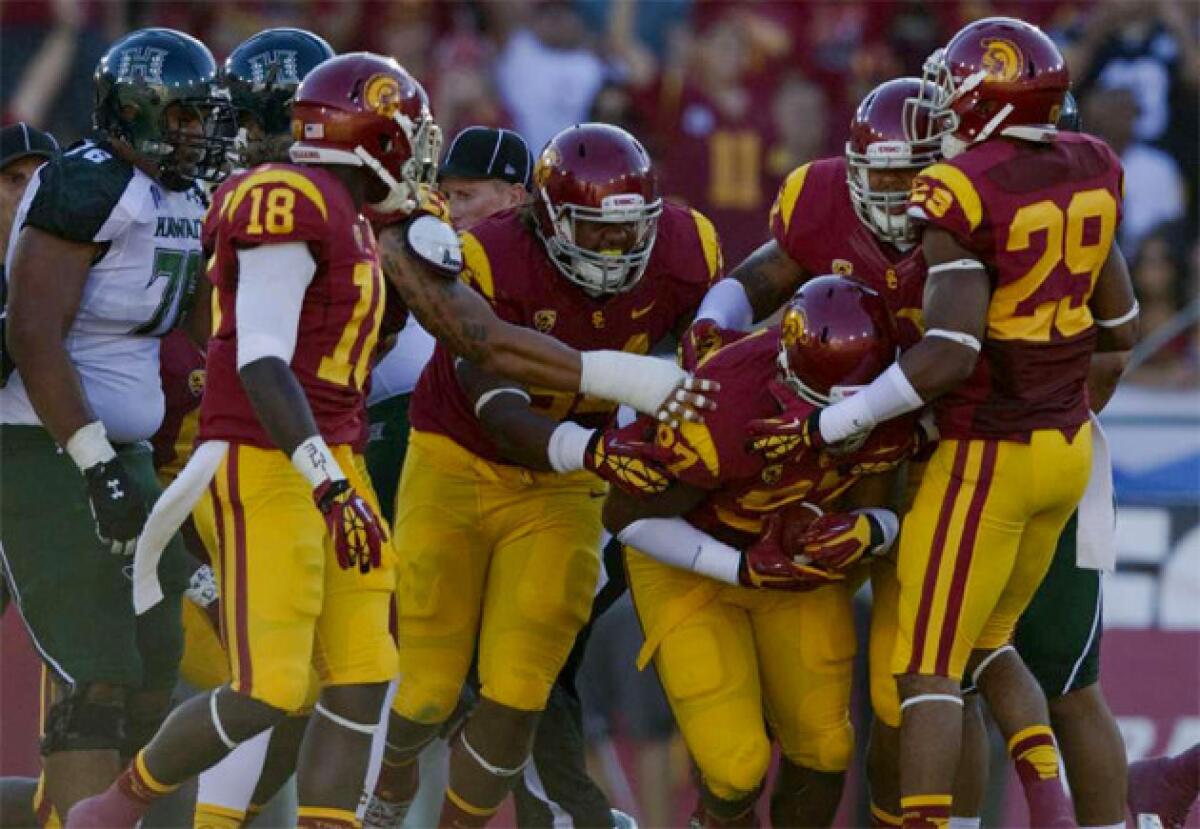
xmin=1 ymin=1 xmax=1196 ymax=822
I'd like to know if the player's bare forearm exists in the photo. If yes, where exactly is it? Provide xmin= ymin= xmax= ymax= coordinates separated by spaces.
xmin=379 ymin=228 xmax=583 ymax=391
xmin=901 ymin=227 xmax=990 ymax=400
xmin=238 ymin=357 xmax=322 ymax=456
xmin=601 ymin=480 xmax=708 ymax=534
xmin=456 ymin=358 xmax=556 ymax=471
xmin=728 ymin=240 xmax=808 ymax=322
xmin=1087 ymin=351 xmax=1130 ymax=414
xmin=5 ymin=226 xmax=99 ymax=444
xmin=1090 ymin=244 xmax=1139 ymax=353
xmin=183 ymin=278 xmax=212 ymax=347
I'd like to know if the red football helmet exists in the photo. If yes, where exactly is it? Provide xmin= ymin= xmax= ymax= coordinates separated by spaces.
xmin=532 ymin=123 xmax=663 ymax=296
xmin=905 ymin=16 xmax=1069 ymax=158
xmin=288 ymin=52 xmax=441 ymax=213
xmin=778 ymin=276 xmax=898 ymax=407
xmin=846 ymin=77 xmax=943 ymax=245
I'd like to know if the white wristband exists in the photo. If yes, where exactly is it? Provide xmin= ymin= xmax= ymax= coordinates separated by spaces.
xmin=854 ymin=508 xmax=900 ymax=555
xmin=819 ymin=362 xmax=924 ymax=442
xmin=290 ymin=435 xmax=346 ymax=487
xmin=547 ymin=422 xmax=596 ymax=474
xmin=617 ymin=517 xmax=742 ymax=585
xmin=65 ymin=420 xmax=118 ymax=471
xmin=579 ymin=351 xmax=687 ymax=416
xmin=695 ymin=278 xmax=754 ymax=331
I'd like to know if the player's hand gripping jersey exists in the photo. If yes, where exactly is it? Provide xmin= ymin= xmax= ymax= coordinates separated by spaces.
xmin=201 ymin=163 xmax=385 ymax=447
xmin=908 ymin=131 xmax=1124 ymax=440
xmin=408 ymin=202 xmax=722 ymax=459
xmin=771 ymin=157 xmax=927 ymax=348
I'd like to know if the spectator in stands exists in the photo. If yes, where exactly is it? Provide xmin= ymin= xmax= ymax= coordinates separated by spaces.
xmin=1082 ymin=85 xmax=1186 ymax=257
xmin=765 ymin=72 xmax=829 ymax=182
xmin=495 ymin=0 xmax=607 ymax=154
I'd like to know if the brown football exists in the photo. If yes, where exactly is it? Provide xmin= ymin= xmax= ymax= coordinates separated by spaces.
xmin=777 ymin=501 xmax=823 ymax=564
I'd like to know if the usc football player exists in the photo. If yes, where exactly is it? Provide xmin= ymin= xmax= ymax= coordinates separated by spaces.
xmin=600 ymin=278 xmax=913 ymax=828
xmin=369 ymin=123 xmax=722 ymax=827
xmin=764 ymin=18 xmax=1139 ymax=829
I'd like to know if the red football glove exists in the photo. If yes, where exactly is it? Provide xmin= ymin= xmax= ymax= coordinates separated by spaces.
xmin=747 ymin=380 xmax=870 ymax=463
xmin=792 ymin=512 xmax=886 ymax=574
xmin=313 ymin=480 xmax=386 ymax=573
xmin=584 ymin=430 xmax=675 ymax=496
xmin=679 ymin=319 xmax=726 ymax=372
xmin=739 ymin=514 xmax=843 ymax=591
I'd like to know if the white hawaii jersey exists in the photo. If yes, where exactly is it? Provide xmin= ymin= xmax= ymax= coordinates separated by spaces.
xmin=1 ymin=140 xmax=207 ymax=441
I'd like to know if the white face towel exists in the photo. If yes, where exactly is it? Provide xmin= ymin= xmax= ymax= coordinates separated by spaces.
xmin=1076 ymin=413 xmax=1117 ymax=572
xmin=133 ymin=439 xmax=228 ymax=614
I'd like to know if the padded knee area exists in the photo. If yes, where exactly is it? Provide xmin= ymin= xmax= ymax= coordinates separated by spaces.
xmin=785 ymin=720 xmax=854 ymax=774
xmin=392 ymin=675 xmax=463 ymax=726
xmin=41 ymin=690 xmax=127 ymax=754
xmin=700 ymin=732 xmax=771 ymax=801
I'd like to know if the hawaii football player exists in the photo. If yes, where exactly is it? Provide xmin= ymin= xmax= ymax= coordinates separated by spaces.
xmin=1 ymin=27 xmax=231 ymax=821
xmin=760 ymin=17 xmax=1139 ymax=828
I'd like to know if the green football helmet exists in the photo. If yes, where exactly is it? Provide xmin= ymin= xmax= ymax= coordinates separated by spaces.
xmin=224 ymin=27 xmax=335 ymax=168
xmin=93 ymin=28 xmax=235 ymax=186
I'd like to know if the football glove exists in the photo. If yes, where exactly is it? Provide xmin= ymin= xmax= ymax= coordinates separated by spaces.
xmin=83 ymin=458 xmax=148 ymax=556
xmin=792 ymin=511 xmax=887 ymax=574
xmin=313 ymin=479 xmax=386 ymax=574
xmin=584 ymin=430 xmax=674 ymax=496
xmin=747 ymin=380 xmax=868 ymax=462
xmin=679 ymin=319 xmax=725 ymax=372
xmin=739 ymin=514 xmax=843 ymax=591
xmin=185 ymin=564 xmax=222 ymax=632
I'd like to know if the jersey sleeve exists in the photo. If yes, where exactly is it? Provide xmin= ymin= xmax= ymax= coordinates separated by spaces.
xmin=458 ymin=229 xmax=524 ymax=324
xmin=906 ymin=162 xmax=986 ymax=252
xmin=23 ymin=148 xmax=137 ymax=243
xmin=215 ymin=167 xmax=333 ymax=246
xmin=665 ymin=207 xmax=725 ymax=318
xmin=768 ymin=162 xmax=813 ymax=257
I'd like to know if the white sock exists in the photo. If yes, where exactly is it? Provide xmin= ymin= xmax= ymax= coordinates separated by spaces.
xmin=948 ymin=818 xmax=981 ymax=829
xmin=196 ymin=727 xmax=273 ymax=813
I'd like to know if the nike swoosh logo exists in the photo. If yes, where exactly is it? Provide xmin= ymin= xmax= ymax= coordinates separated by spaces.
xmin=631 ymin=302 xmax=656 ymax=319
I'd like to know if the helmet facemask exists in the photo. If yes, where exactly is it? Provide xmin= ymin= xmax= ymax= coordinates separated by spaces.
xmin=356 ymin=107 xmax=442 ymax=214
xmin=537 ymin=191 xmax=663 ymax=296
xmin=845 ymin=138 xmax=937 ymax=246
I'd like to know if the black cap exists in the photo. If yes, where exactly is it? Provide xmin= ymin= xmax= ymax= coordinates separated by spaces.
xmin=0 ymin=123 xmax=60 ymax=170
xmin=439 ymin=127 xmax=533 ymax=189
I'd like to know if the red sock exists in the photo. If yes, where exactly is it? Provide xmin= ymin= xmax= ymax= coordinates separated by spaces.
xmin=439 ymin=787 xmax=499 ymax=828
xmin=1008 ymin=726 xmax=1075 ymax=826
xmin=117 ymin=751 xmax=178 ymax=805
xmin=900 ymin=794 xmax=951 ymax=828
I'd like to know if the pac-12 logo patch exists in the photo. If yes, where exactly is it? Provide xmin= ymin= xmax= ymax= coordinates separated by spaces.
xmin=980 ymin=38 xmax=1024 ymax=82
xmin=832 ymin=258 xmax=854 ymax=277
xmin=533 ymin=309 xmax=557 ymax=333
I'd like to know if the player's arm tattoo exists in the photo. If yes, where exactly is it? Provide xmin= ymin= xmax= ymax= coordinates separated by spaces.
xmin=378 ymin=225 xmax=582 ymax=392
xmin=728 ymin=240 xmax=809 ymax=323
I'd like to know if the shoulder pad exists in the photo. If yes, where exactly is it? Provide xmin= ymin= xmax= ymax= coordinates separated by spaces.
xmin=405 ymin=214 xmax=463 ymax=278
xmin=24 ymin=145 xmax=136 ymax=243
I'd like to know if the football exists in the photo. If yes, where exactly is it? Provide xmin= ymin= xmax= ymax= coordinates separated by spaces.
xmin=778 ymin=500 xmax=824 ymax=564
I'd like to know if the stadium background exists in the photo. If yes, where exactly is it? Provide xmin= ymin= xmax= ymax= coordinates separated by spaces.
xmin=0 ymin=0 xmax=1196 ymax=825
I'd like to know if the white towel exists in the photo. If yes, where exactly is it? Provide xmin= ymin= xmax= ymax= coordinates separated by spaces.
xmin=1076 ymin=414 xmax=1116 ymax=572
xmin=134 ymin=440 xmax=228 ymax=614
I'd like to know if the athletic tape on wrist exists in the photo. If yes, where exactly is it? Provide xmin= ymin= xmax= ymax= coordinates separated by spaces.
xmin=65 ymin=420 xmax=117 ymax=470
xmin=290 ymin=435 xmax=346 ymax=487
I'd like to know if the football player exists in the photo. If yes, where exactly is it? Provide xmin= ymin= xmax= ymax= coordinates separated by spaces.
xmin=66 ymin=52 xmax=409 ymax=829
xmin=368 ymin=123 xmax=723 ymax=827
xmin=1 ymin=27 xmax=230 ymax=821
xmin=601 ymin=278 xmax=911 ymax=827
xmin=762 ymin=17 xmax=1139 ymax=828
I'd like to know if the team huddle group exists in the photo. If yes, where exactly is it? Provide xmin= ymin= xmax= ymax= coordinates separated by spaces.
xmin=1 ymin=10 xmax=1192 ymax=829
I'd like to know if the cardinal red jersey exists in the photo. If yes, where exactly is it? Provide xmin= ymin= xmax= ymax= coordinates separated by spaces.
xmin=907 ymin=133 xmax=1124 ymax=441
xmin=152 ymin=329 xmax=206 ymax=480
xmin=613 ymin=328 xmax=916 ymax=549
xmin=770 ymin=156 xmax=926 ymax=348
xmin=409 ymin=204 xmax=723 ymax=464
xmin=199 ymin=164 xmax=385 ymax=448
